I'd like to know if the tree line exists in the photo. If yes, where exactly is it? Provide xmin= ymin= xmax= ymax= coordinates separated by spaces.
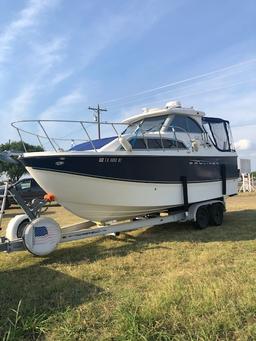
xmin=0 ymin=141 xmax=43 ymax=182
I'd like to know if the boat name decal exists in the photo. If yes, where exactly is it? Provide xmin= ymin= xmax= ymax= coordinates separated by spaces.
xmin=98 ymin=157 xmax=122 ymax=163
xmin=189 ymin=159 xmax=220 ymax=166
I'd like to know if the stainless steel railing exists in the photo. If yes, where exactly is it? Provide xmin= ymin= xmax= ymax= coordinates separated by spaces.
xmin=11 ymin=119 xmax=127 ymax=152
xmin=12 ymin=119 xmax=207 ymax=153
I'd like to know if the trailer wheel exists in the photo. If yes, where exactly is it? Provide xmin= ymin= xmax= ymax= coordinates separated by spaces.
xmin=5 ymin=215 xmax=30 ymax=241
xmin=17 ymin=219 xmax=30 ymax=238
xmin=209 ymin=203 xmax=224 ymax=226
xmin=195 ymin=206 xmax=209 ymax=229
xmin=23 ymin=217 xmax=61 ymax=256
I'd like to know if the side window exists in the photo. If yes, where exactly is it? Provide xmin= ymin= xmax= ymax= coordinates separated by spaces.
xmin=163 ymin=139 xmax=187 ymax=149
xmin=140 ymin=115 xmax=167 ymax=132
xmin=186 ymin=117 xmax=203 ymax=133
xmin=121 ymin=137 xmax=187 ymax=150
xmin=169 ymin=115 xmax=187 ymax=132
xmin=148 ymin=139 xmax=162 ymax=149
xmin=130 ymin=138 xmax=147 ymax=149
xmin=169 ymin=115 xmax=203 ymax=133
xmin=125 ymin=138 xmax=187 ymax=150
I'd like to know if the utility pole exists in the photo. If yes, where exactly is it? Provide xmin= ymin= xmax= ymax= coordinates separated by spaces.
xmin=88 ymin=104 xmax=107 ymax=139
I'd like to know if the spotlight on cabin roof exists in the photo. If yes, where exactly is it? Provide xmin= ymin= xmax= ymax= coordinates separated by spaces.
xmin=165 ymin=100 xmax=182 ymax=109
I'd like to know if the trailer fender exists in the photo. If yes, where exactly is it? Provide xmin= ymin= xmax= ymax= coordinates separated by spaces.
xmin=188 ymin=200 xmax=225 ymax=222
xmin=6 ymin=214 xmax=30 ymax=241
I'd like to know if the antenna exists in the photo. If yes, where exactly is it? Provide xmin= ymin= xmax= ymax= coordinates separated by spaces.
xmin=88 ymin=104 xmax=107 ymax=139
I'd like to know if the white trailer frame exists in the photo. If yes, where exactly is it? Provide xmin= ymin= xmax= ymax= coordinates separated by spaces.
xmin=0 ymin=211 xmax=187 ymax=253
xmin=0 ymin=181 xmax=226 ymax=256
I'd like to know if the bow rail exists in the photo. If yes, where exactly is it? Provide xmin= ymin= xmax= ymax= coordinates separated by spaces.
xmin=11 ymin=119 xmax=127 ymax=152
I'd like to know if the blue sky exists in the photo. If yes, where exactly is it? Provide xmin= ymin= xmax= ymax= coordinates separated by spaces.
xmin=0 ymin=0 xmax=256 ymax=168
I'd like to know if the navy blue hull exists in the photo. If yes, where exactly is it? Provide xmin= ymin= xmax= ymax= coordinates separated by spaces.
xmin=21 ymin=154 xmax=239 ymax=184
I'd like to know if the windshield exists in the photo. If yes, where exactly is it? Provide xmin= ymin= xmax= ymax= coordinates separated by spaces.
xmin=123 ymin=115 xmax=167 ymax=135
xmin=122 ymin=120 xmax=142 ymax=135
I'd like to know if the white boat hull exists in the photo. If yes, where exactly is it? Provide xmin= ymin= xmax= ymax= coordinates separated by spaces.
xmin=26 ymin=167 xmax=238 ymax=222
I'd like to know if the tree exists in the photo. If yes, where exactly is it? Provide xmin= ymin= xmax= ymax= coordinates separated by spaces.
xmin=0 ymin=141 xmax=43 ymax=182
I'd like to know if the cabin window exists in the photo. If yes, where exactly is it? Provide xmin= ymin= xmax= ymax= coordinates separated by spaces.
xmin=130 ymin=138 xmax=147 ymax=149
xmin=168 ymin=115 xmax=203 ymax=133
xmin=122 ymin=138 xmax=187 ymax=150
xmin=139 ymin=115 xmax=167 ymax=132
xmin=147 ymin=138 xmax=162 ymax=149
xmin=169 ymin=115 xmax=187 ymax=132
xmin=123 ymin=115 xmax=167 ymax=135
xmin=186 ymin=117 xmax=203 ymax=133
xmin=162 ymin=139 xmax=187 ymax=149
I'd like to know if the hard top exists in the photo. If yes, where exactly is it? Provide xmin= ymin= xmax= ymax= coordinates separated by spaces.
xmin=122 ymin=101 xmax=205 ymax=125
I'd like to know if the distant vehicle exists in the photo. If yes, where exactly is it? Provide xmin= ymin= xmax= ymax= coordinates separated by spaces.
xmin=0 ymin=177 xmax=46 ymax=209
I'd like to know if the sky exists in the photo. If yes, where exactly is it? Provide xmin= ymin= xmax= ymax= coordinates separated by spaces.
xmin=0 ymin=0 xmax=256 ymax=168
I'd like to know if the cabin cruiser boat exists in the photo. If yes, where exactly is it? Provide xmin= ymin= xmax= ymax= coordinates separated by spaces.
xmin=16 ymin=101 xmax=239 ymax=223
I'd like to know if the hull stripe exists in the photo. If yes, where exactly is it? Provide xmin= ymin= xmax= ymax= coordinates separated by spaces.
xmin=28 ymin=166 xmax=238 ymax=184
xmin=22 ymin=154 xmax=239 ymax=184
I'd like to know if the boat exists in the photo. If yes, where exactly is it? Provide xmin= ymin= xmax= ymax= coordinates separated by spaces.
xmin=15 ymin=101 xmax=239 ymax=223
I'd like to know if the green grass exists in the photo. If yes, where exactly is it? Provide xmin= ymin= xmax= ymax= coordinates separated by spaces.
xmin=1 ymin=193 xmax=256 ymax=340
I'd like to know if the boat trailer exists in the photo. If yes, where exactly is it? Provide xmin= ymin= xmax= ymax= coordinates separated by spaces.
xmin=0 ymin=182 xmax=225 ymax=257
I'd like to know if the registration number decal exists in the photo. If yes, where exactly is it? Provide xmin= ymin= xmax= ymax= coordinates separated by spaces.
xmin=99 ymin=157 xmax=122 ymax=163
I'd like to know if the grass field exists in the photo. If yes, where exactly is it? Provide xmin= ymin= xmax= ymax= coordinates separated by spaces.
xmin=0 ymin=193 xmax=256 ymax=340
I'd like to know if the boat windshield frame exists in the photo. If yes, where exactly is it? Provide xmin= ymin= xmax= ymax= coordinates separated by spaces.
xmin=122 ymin=115 xmax=168 ymax=136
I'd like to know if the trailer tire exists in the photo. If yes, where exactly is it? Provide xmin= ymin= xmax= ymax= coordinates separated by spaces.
xmin=23 ymin=217 xmax=61 ymax=256
xmin=209 ymin=203 xmax=224 ymax=226
xmin=6 ymin=215 xmax=30 ymax=241
xmin=17 ymin=219 xmax=30 ymax=238
xmin=195 ymin=206 xmax=209 ymax=229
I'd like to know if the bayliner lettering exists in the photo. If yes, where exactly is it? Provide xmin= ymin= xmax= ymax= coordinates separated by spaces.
xmin=189 ymin=160 xmax=220 ymax=166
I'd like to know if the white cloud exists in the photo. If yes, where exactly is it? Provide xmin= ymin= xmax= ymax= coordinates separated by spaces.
xmin=40 ymin=89 xmax=87 ymax=120
xmin=9 ymin=84 xmax=37 ymax=117
xmin=30 ymin=37 xmax=67 ymax=69
xmin=78 ymin=0 xmax=174 ymax=70
xmin=0 ymin=0 xmax=60 ymax=64
xmin=50 ymin=70 xmax=73 ymax=86
xmin=235 ymin=139 xmax=252 ymax=151
xmin=3 ymin=37 xmax=68 ymax=122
